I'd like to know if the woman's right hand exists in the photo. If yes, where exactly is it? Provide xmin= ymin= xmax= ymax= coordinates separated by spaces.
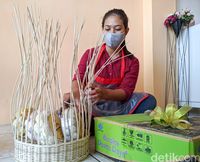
xmin=63 ymin=93 xmax=70 ymax=109
xmin=63 ymin=92 xmax=81 ymax=111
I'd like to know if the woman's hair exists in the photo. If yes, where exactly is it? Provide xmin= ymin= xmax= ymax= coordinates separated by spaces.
xmin=102 ymin=9 xmax=132 ymax=56
xmin=102 ymin=9 xmax=129 ymax=29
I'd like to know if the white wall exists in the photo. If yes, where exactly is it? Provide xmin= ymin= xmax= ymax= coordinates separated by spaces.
xmin=152 ymin=0 xmax=176 ymax=107
xmin=177 ymin=0 xmax=200 ymax=25
xmin=143 ymin=0 xmax=154 ymax=94
xmin=179 ymin=24 xmax=200 ymax=108
xmin=142 ymin=0 xmax=176 ymax=108
xmin=177 ymin=0 xmax=200 ymax=108
xmin=0 ymin=0 xmax=144 ymax=125
xmin=0 ymin=0 xmax=178 ymax=125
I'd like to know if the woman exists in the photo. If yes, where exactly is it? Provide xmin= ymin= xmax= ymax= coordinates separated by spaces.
xmin=64 ymin=9 xmax=156 ymax=117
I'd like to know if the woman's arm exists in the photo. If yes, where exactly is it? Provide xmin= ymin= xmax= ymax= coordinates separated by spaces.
xmin=63 ymin=80 xmax=81 ymax=101
xmin=72 ymin=80 xmax=81 ymax=101
xmin=89 ymin=84 xmax=127 ymax=103
xmin=63 ymin=49 xmax=91 ymax=106
xmin=63 ymin=80 xmax=81 ymax=108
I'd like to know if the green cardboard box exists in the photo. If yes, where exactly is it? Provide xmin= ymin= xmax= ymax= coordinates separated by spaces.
xmin=95 ymin=114 xmax=200 ymax=162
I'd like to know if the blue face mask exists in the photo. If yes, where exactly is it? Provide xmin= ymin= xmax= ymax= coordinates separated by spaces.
xmin=104 ymin=32 xmax=125 ymax=49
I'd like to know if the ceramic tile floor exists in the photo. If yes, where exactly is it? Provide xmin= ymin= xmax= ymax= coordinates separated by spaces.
xmin=0 ymin=124 xmax=115 ymax=162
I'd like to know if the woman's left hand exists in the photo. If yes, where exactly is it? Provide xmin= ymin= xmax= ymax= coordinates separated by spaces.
xmin=88 ymin=84 xmax=106 ymax=104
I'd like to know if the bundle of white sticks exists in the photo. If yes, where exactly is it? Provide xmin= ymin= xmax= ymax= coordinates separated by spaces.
xmin=11 ymin=5 xmax=130 ymax=146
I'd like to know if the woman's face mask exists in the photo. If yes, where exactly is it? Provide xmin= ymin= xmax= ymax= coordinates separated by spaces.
xmin=104 ymin=32 xmax=125 ymax=49
xmin=103 ymin=15 xmax=127 ymax=49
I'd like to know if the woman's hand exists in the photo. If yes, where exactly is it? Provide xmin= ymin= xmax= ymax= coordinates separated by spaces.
xmin=63 ymin=92 xmax=81 ymax=112
xmin=88 ymin=84 xmax=107 ymax=104
xmin=86 ymin=83 xmax=127 ymax=103
xmin=63 ymin=93 xmax=70 ymax=109
xmin=63 ymin=80 xmax=81 ymax=109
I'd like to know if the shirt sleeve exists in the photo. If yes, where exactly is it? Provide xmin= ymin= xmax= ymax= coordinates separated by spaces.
xmin=118 ymin=57 xmax=139 ymax=100
xmin=73 ymin=49 xmax=92 ymax=81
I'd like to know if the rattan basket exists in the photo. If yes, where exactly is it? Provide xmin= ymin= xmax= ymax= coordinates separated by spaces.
xmin=14 ymin=136 xmax=89 ymax=162
xmin=11 ymin=6 xmax=91 ymax=162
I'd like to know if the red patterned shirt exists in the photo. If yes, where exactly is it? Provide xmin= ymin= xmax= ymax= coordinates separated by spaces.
xmin=73 ymin=48 xmax=139 ymax=100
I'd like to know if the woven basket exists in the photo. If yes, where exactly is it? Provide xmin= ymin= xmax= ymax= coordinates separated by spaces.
xmin=14 ymin=136 xmax=89 ymax=162
xmin=12 ymin=6 xmax=92 ymax=162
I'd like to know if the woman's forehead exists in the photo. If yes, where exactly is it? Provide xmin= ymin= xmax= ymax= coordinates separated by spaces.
xmin=104 ymin=15 xmax=123 ymax=26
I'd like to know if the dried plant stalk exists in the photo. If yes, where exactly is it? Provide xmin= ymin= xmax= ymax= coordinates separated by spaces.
xmin=11 ymin=4 xmax=130 ymax=162
xmin=11 ymin=5 xmax=89 ymax=162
